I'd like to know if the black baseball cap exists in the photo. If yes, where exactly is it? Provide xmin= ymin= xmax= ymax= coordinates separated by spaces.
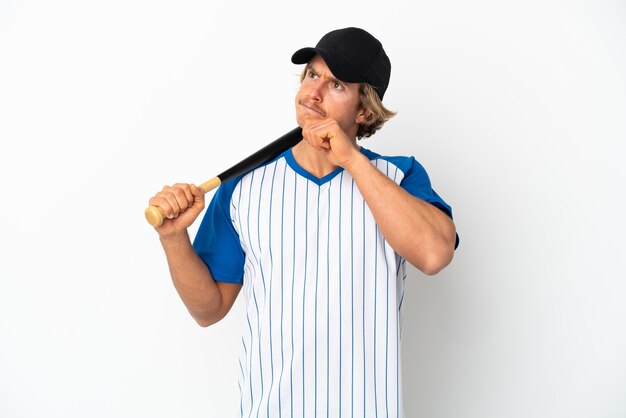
xmin=291 ymin=27 xmax=391 ymax=100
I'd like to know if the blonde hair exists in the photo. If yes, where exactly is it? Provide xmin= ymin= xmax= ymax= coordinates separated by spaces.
xmin=357 ymin=83 xmax=396 ymax=139
xmin=299 ymin=67 xmax=396 ymax=139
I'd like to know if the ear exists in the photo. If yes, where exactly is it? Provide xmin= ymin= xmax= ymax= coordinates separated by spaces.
xmin=355 ymin=107 xmax=372 ymax=125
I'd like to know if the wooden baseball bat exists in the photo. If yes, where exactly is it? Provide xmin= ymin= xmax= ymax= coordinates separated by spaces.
xmin=145 ymin=126 xmax=303 ymax=227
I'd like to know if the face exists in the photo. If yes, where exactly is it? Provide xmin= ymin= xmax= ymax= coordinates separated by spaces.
xmin=295 ymin=55 xmax=370 ymax=136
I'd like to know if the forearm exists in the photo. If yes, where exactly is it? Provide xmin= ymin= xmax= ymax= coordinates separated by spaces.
xmin=159 ymin=231 xmax=232 ymax=326
xmin=345 ymin=153 xmax=456 ymax=274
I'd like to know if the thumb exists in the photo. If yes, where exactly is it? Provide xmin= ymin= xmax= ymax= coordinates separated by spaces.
xmin=190 ymin=184 xmax=205 ymax=198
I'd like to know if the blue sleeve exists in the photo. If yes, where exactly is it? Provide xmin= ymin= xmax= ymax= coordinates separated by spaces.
xmin=192 ymin=180 xmax=245 ymax=284
xmin=399 ymin=157 xmax=453 ymax=219
xmin=392 ymin=155 xmax=460 ymax=249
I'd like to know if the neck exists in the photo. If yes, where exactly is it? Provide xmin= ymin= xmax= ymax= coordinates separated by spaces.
xmin=292 ymin=141 xmax=340 ymax=179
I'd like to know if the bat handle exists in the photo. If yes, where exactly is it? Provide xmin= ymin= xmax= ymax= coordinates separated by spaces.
xmin=144 ymin=177 xmax=222 ymax=228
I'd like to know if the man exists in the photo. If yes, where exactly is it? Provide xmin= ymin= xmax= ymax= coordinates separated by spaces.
xmin=148 ymin=27 xmax=458 ymax=417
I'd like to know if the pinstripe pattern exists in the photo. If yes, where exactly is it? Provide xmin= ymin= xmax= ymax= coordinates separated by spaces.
xmin=230 ymin=152 xmax=408 ymax=417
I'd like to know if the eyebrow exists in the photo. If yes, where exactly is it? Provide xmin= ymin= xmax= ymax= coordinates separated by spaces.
xmin=306 ymin=64 xmax=345 ymax=86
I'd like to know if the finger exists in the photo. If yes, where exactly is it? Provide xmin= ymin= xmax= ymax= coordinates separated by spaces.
xmin=157 ymin=186 xmax=184 ymax=219
xmin=173 ymin=183 xmax=195 ymax=208
xmin=190 ymin=184 xmax=204 ymax=199
xmin=169 ymin=185 xmax=193 ymax=214
xmin=320 ymin=130 xmax=335 ymax=141
xmin=149 ymin=194 xmax=175 ymax=219
xmin=304 ymin=126 xmax=333 ymax=149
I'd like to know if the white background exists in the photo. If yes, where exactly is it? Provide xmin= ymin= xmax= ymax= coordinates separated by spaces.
xmin=1 ymin=1 xmax=625 ymax=417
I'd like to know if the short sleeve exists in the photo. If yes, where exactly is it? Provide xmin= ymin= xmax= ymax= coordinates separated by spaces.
xmin=391 ymin=155 xmax=460 ymax=250
xmin=399 ymin=157 xmax=453 ymax=218
xmin=192 ymin=180 xmax=245 ymax=283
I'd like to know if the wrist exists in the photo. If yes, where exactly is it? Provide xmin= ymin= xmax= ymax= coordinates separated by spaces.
xmin=343 ymin=150 xmax=371 ymax=176
xmin=159 ymin=230 xmax=191 ymax=249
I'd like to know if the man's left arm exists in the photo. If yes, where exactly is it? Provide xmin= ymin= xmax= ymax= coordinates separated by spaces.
xmin=345 ymin=152 xmax=457 ymax=275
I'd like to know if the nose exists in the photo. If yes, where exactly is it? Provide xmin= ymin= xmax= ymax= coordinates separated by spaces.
xmin=307 ymin=81 xmax=323 ymax=101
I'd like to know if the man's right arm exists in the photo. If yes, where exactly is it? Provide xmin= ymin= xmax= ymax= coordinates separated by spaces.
xmin=160 ymin=231 xmax=241 ymax=327
xmin=149 ymin=183 xmax=242 ymax=327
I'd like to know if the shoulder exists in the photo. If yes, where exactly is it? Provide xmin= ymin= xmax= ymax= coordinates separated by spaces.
xmin=360 ymin=147 xmax=428 ymax=179
xmin=213 ymin=149 xmax=291 ymax=204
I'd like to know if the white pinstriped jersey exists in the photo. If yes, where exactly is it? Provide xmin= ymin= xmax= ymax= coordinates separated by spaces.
xmin=193 ymin=147 xmax=454 ymax=418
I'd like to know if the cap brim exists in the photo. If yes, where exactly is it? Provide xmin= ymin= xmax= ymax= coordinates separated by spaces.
xmin=291 ymin=47 xmax=317 ymax=64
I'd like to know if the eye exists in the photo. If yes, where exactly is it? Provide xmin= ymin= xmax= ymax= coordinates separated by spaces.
xmin=331 ymin=81 xmax=344 ymax=91
xmin=307 ymin=69 xmax=319 ymax=79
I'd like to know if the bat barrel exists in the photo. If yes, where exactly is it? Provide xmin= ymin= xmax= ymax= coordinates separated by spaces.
xmin=217 ymin=127 xmax=302 ymax=182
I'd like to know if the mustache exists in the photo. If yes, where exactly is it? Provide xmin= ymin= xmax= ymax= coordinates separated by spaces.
xmin=298 ymin=99 xmax=327 ymax=117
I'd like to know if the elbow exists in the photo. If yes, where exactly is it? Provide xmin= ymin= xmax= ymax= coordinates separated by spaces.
xmin=192 ymin=311 xmax=225 ymax=328
xmin=415 ymin=244 xmax=455 ymax=276
xmin=195 ymin=317 xmax=221 ymax=328
xmin=188 ymin=284 xmax=241 ymax=328
xmin=195 ymin=318 xmax=215 ymax=328
xmin=420 ymin=223 xmax=457 ymax=275
xmin=419 ymin=257 xmax=451 ymax=276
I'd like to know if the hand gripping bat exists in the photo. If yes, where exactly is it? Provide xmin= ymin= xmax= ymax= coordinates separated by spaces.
xmin=145 ymin=126 xmax=303 ymax=227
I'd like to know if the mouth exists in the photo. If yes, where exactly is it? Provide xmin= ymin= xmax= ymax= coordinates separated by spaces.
xmin=298 ymin=99 xmax=326 ymax=118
